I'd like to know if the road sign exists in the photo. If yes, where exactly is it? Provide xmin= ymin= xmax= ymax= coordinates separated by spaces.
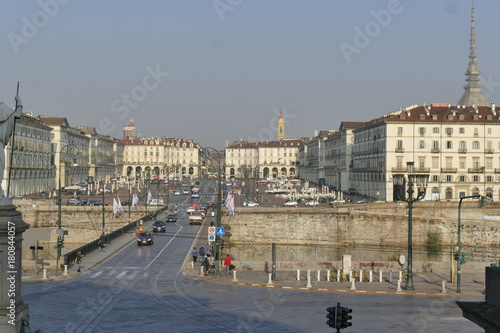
xmin=208 ymin=234 xmax=215 ymax=241
xmin=216 ymin=227 xmax=225 ymax=236
xmin=208 ymin=227 xmax=216 ymax=235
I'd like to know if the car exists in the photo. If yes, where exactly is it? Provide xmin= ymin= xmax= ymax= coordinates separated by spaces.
xmin=199 ymin=203 xmax=209 ymax=211
xmin=243 ymin=201 xmax=259 ymax=207
xmin=174 ymin=190 xmax=181 ymax=196
xmin=152 ymin=220 xmax=167 ymax=232
xmin=67 ymin=198 xmax=81 ymax=205
xmin=80 ymin=198 xmax=90 ymax=205
xmin=305 ymin=200 xmax=319 ymax=206
xmin=121 ymin=200 xmax=133 ymax=206
xmin=355 ymin=199 xmax=367 ymax=204
xmin=137 ymin=232 xmax=153 ymax=245
xmin=283 ymin=200 xmax=298 ymax=207
xmin=166 ymin=212 xmax=177 ymax=222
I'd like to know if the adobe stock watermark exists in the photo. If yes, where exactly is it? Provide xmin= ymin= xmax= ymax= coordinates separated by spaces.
xmin=99 ymin=65 xmax=169 ymax=136
xmin=482 ymin=73 xmax=500 ymax=101
xmin=339 ymin=0 xmax=411 ymax=64
xmin=8 ymin=0 xmax=73 ymax=54
xmin=247 ymin=106 xmax=296 ymax=142
xmin=213 ymin=0 xmax=244 ymax=22
xmin=236 ymin=288 xmax=287 ymax=332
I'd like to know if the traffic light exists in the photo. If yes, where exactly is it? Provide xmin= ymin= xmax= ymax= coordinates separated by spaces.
xmin=337 ymin=304 xmax=353 ymax=329
xmin=460 ymin=253 xmax=468 ymax=264
xmin=326 ymin=306 xmax=336 ymax=328
xmin=57 ymin=237 xmax=64 ymax=248
xmin=454 ymin=253 xmax=459 ymax=261
xmin=220 ymin=239 xmax=225 ymax=251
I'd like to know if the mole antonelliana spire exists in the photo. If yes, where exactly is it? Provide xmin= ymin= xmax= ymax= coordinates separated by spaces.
xmin=457 ymin=0 xmax=488 ymax=106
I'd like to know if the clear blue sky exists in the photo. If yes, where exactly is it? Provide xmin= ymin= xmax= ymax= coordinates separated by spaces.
xmin=2 ymin=0 xmax=500 ymax=149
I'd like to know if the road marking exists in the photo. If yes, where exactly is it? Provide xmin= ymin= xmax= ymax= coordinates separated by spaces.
xmin=145 ymin=224 xmax=184 ymax=269
xmin=116 ymin=271 xmax=127 ymax=279
xmin=127 ymin=271 xmax=139 ymax=280
xmin=89 ymin=271 xmax=103 ymax=278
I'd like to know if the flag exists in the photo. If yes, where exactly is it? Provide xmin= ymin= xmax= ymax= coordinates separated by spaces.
xmin=147 ymin=190 xmax=152 ymax=204
xmin=112 ymin=198 xmax=119 ymax=216
xmin=225 ymin=191 xmax=235 ymax=216
xmin=117 ymin=196 xmax=124 ymax=213
xmin=132 ymin=193 xmax=139 ymax=208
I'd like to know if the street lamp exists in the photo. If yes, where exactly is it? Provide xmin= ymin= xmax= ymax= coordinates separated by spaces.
xmin=200 ymin=147 xmax=222 ymax=260
xmin=57 ymin=143 xmax=79 ymax=274
xmin=393 ymin=161 xmax=429 ymax=290
xmin=457 ymin=194 xmax=480 ymax=293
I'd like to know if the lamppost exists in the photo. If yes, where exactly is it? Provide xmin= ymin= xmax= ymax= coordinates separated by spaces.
xmin=457 ymin=194 xmax=480 ymax=293
xmin=57 ymin=143 xmax=79 ymax=274
xmin=200 ymin=147 xmax=222 ymax=260
xmin=393 ymin=161 xmax=429 ymax=290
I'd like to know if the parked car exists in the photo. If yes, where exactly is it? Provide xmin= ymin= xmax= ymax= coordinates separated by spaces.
xmin=137 ymin=232 xmax=153 ymax=245
xmin=152 ymin=220 xmax=167 ymax=232
xmin=121 ymin=200 xmax=133 ymax=206
xmin=305 ymin=200 xmax=319 ymax=206
xmin=67 ymin=198 xmax=81 ymax=205
xmin=80 ymin=198 xmax=90 ymax=205
xmin=243 ymin=201 xmax=259 ymax=207
xmin=355 ymin=199 xmax=367 ymax=204
xmin=283 ymin=200 xmax=298 ymax=207
xmin=89 ymin=200 xmax=109 ymax=206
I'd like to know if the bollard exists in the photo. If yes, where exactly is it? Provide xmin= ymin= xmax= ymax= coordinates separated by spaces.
xmin=199 ymin=266 xmax=204 ymax=276
xmin=389 ymin=270 xmax=393 ymax=283
xmin=396 ymin=279 xmax=402 ymax=292
xmin=317 ymin=270 xmax=321 ymax=282
xmin=63 ymin=265 xmax=68 ymax=276
xmin=327 ymin=269 xmax=330 ymax=282
xmin=359 ymin=269 xmax=363 ymax=282
xmin=350 ymin=270 xmax=353 ymax=282
xmin=369 ymin=270 xmax=373 ymax=283
xmin=232 ymin=270 xmax=238 ymax=282
xmin=350 ymin=278 xmax=356 ymax=290
xmin=379 ymin=270 xmax=383 ymax=282
xmin=42 ymin=268 xmax=48 ymax=280
xmin=306 ymin=270 xmax=312 ymax=288
xmin=441 ymin=280 xmax=446 ymax=294
xmin=297 ymin=269 xmax=300 ymax=281
xmin=267 ymin=273 xmax=273 ymax=286
xmin=399 ymin=270 xmax=402 ymax=282
xmin=337 ymin=269 xmax=340 ymax=282
xmin=190 ymin=261 xmax=194 ymax=270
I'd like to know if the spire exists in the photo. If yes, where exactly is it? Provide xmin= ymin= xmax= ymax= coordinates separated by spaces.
xmin=458 ymin=0 xmax=488 ymax=106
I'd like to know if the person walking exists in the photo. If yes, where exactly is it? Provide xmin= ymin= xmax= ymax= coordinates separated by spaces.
xmin=98 ymin=232 xmax=106 ymax=253
xmin=199 ymin=246 xmax=205 ymax=258
xmin=192 ymin=247 xmax=198 ymax=264
xmin=224 ymin=254 xmax=232 ymax=275
xmin=202 ymin=256 xmax=210 ymax=276
xmin=75 ymin=251 xmax=83 ymax=272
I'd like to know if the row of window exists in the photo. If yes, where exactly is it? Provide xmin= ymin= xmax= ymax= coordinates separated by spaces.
xmin=396 ymin=140 xmax=495 ymax=150
xmin=398 ymin=126 xmax=494 ymax=136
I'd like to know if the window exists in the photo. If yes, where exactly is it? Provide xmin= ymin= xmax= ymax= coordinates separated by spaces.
xmin=486 ymin=158 xmax=493 ymax=169
xmin=486 ymin=175 xmax=493 ymax=182
xmin=459 ymin=157 xmax=466 ymax=169
xmin=446 ymin=175 xmax=452 ymax=182
xmin=459 ymin=141 xmax=466 ymax=150
xmin=397 ymin=127 xmax=403 ymax=135
xmin=419 ymin=158 xmax=425 ymax=169
xmin=472 ymin=141 xmax=480 ymax=149
xmin=459 ymin=127 xmax=465 ymax=134
xmin=419 ymin=141 xmax=425 ymax=149
xmin=397 ymin=140 xmax=403 ymax=149
xmin=432 ymin=141 xmax=439 ymax=149
xmin=446 ymin=141 xmax=452 ymax=149
xmin=459 ymin=175 xmax=465 ymax=182
xmin=419 ymin=127 xmax=425 ymax=136
xmin=445 ymin=157 xmax=452 ymax=168
xmin=432 ymin=175 xmax=440 ymax=182
xmin=488 ymin=128 xmax=492 ymax=134
xmin=432 ymin=157 xmax=439 ymax=169
xmin=397 ymin=157 xmax=403 ymax=168
xmin=446 ymin=128 xmax=453 ymax=135
xmin=433 ymin=127 xmax=439 ymax=134
xmin=473 ymin=175 xmax=479 ymax=182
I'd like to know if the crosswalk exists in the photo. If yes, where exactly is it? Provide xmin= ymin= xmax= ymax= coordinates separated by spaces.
xmin=87 ymin=268 xmax=144 ymax=280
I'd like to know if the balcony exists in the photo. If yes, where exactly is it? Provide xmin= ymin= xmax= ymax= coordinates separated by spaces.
xmin=415 ymin=167 xmax=430 ymax=173
xmin=391 ymin=167 xmax=407 ymax=173
xmin=468 ymin=167 xmax=485 ymax=174
xmin=431 ymin=148 xmax=440 ymax=153
xmin=458 ymin=148 xmax=467 ymax=154
xmin=395 ymin=147 xmax=405 ymax=153
xmin=441 ymin=168 xmax=457 ymax=173
xmin=485 ymin=149 xmax=494 ymax=154
xmin=495 ymin=168 xmax=500 ymax=174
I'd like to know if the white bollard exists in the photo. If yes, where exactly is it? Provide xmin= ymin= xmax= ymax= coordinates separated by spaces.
xmin=317 ymin=270 xmax=321 ymax=282
xmin=337 ymin=269 xmax=340 ymax=282
xmin=327 ymin=269 xmax=330 ymax=282
xmin=396 ymin=279 xmax=402 ymax=292
xmin=369 ymin=270 xmax=373 ymax=283
xmin=200 ymin=266 xmax=204 ymax=276
xmin=399 ymin=270 xmax=402 ymax=282
xmin=232 ymin=270 xmax=238 ymax=282
xmin=42 ymin=269 xmax=48 ymax=280
xmin=379 ymin=270 xmax=383 ymax=282
xmin=441 ymin=280 xmax=446 ymax=294
xmin=63 ymin=265 xmax=68 ymax=276
xmin=350 ymin=278 xmax=356 ymax=290
xmin=190 ymin=261 xmax=194 ymax=270
xmin=350 ymin=270 xmax=353 ymax=282
xmin=359 ymin=269 xmax=363 ymax=282
xmin=267 ymin=273 xmax=273 ymax=285
xmin=297 ymin=269 xmax=300 ymax=281
xmin=306 ymin=270 xmax=312 ymax=288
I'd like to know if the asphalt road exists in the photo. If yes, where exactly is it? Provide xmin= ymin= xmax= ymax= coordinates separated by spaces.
xmin=22 ymin=180 xmax=482 ymax=332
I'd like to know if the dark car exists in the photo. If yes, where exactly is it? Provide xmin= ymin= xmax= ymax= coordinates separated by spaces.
xmin=166 ymin=212 xmax=178 ymax=223
xmin=80 ymin=198 xmax=90 ymax=205
xmin=152 ymin=220 xmax=167 ymax=232
xmin=137 ymin=232 xmax=153 ymax=246
xmin=121 ymin=200 xmax=133 ymax=206
xmin=89 ymin=200 xmax=109 ymax=206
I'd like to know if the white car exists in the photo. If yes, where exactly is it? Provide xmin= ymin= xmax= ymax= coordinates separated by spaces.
xmin=243 ymin=201 xmax=259 ymax=207
xmin=305 ymin=200 xmax=319 ymax=206
xmin=283 ymin=200 xmax=298 ymax=207
xmin=174 ymin=190 xmax=181 ymax=196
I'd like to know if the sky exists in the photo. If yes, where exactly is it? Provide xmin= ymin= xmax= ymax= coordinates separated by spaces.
xmin=2 ymin=0 xmax=500 ymax=149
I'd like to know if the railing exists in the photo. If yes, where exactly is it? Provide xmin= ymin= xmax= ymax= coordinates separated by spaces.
xmin=391 ymin=167 xmax=407 ymax=173
xmin=468 ymin=168 xmax=484 ymax=174
xmin=441 ymin=168 xmax=457 ymax=173
xmin=458 ymin=148 xmax=467 ymax=154
xmin=431 ymin=148 xmax=440 ymax=153
xmin=395 ymin=147 xmax=404 ymax=153
xmin=485 ymin=149 xmax=494 ymax=154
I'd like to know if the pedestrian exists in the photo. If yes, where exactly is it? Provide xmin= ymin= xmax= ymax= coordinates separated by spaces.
xmin=98 ymin=232 xmax=106 ymax=253
xmin=202 ymin=255 xmax=210 ymax=276
xmin=192 ymin=247 xmax=198 ymax=264
xmin=199 ymin=246 xmax=205 ymax=258
xmin=75 ymin=251 xmax=83 ymax=272
xmin=224 ymin=254 xmax=232 ymax=275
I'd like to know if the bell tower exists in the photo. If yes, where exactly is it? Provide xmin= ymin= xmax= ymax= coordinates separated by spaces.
xmin=277 ymin=111 xmax=285 ymax=141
